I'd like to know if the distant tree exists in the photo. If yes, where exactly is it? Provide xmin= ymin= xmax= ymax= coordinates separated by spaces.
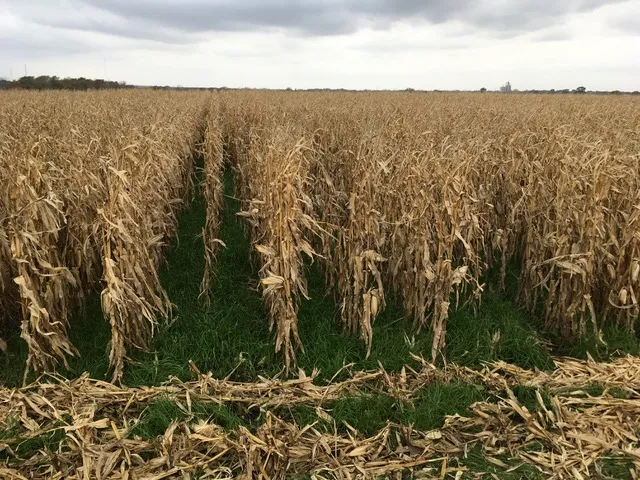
xmin=480 ymin=87 xmax=487 ymax=93
xmin=18 ymin=76 xmax=35 ymax=89
xmin=50 ymin=76 xmax=61 ymax=89
xmin=632 ymin=91 xmax=640 ymax=96
xmin=575 ymin=86 xmax=586 ymax=93
xmin=2 ymin=75 xmax=133 ymax=91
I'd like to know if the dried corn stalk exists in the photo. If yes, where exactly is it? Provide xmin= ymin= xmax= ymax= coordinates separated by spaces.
xmin=100 ymin=97 xmax=204 ymax=381
xmin=0 ymin=90 xmax=208 ymax=380
xmin=309 ymin=113 xmax=390 ymax=353
xmin=2 ymin=89 xmax=640 ymax=378
xmin=224 ymin=96 xmax=320 ymax=370
xmin=8 ymin=164 xmax=78 ymax=378
xmin=245 ymin=131 xmax=318 ymax=370
xmin=200 ymin=102 xmax=225 ymax=307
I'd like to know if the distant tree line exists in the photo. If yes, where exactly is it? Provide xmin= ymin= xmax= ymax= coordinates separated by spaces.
xmin=480 ymin=85 xmax=639 ymax=95
xmin=150 ymin=85 xmax=219 ymax=91
xmin=0 ymin=76 xmax=131 ymax=91
xmin=515 ymin=88 xmax=639 ymax=95
xmin=1 ymin=76 xmax=637 ymax=95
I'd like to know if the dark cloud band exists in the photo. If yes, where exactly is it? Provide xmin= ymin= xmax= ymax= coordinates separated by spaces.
xmin=1 ymin=0 xmax=629 ymax=46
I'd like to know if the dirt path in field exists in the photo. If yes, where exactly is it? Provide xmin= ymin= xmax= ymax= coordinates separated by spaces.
xmin=1 ymin=355 xmax=639 ymax=479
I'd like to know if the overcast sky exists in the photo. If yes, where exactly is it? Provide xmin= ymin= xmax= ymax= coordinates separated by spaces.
xmin=1 ymin=0 xmax=638 ymax=90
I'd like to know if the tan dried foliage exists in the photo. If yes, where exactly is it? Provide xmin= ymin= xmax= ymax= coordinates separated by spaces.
xmin=200 ymin=102 xmax=226 ymax=307
xmin=99 ymin=97 xmax=204 ymax=381
xmin=222 ymin=96 xmax=320 ymax=371
xmin=216 ymin=91 xmax=640 ymax=365
xmin=2 ymin=89 xmax=640 ymax=381
xmin=0 ymin=91 xmax=210 ymax=381
xmin=1 ymin=356 xmax=639 ymax=478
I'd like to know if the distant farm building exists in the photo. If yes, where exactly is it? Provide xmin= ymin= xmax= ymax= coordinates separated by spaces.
xmin=500 ymin=81 xmax=512 ymax=93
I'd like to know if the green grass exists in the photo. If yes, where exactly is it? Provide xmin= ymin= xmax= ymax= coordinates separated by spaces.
xmin=287 ymin=382 xmax=487 ymax=436
xmin=551 ymin=324 xmax=640 ymax=360
xmin=130 ymin=399 xmax=187 ymax=440
xmin=0 ymin=417 xmax=69 ymax=461
xmin=596 ymin=455 xmax=637 ymax=480
xmin=410 ymin=382 xmax=487 ymax=430
xmin=129 ymin=397 xmax=248 ymax=441
xmin=559 ymin=384 xmax=632 ymax=399
xmin=510 ymin=385 xmax=552 ymax=413
xmin=493 ymin=257 xmax=640 ymax=361
xmin=190 ymin=402 xmax=248 ymax=431
xmin=455 ymin=447 xmax=542 ymax=479
xmin=445 ymin=295 xmax=554 ymax=370
xmin=0 ymin=416 xmax=19 ymax=442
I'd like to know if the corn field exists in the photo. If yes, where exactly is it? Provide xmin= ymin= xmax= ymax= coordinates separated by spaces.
xmin=0 ymin=90 xmax=210 ymax=381
xmin=1 ymin=89 xmax=639 ymax=380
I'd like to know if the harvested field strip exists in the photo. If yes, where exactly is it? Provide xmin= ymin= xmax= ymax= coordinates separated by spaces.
xmin=1 ymin=356 xmax=638 ymax=479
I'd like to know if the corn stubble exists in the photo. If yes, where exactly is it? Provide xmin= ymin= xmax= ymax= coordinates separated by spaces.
xmin=3 ymin=356 xmax=639 ymax=479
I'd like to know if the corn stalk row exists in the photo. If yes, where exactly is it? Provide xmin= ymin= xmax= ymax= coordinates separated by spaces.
xmin=219 ymin=92 xmax=640 ymax=366
xmin=0 ymin=91 xmax=210 ymax=381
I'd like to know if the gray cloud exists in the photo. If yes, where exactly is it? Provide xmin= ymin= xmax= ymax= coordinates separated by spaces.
xmin=0 ymin=35 xmax=95 ymax=57
xmin=609 ymin=16 xmax=640 ymax=35
xmin=450 ymin=0 xmax=624 ymax=37
xmin=35 ymin=17 xmax=202 ymax=45
xmin=88 ymin=0 xmax=627 ymax=36
xmin=531 ymin=29 xmax=574 ymax=42
xmin=1 ymin=0 xmax=630 ymax=53
xmin=4 ymin=0 xmax=626 ymax=44
xmin=75 ymin=0 xmax=355 ymax=37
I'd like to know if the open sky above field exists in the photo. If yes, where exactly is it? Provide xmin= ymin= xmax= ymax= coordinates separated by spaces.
xmin=0 ymin=0 xmax=638 ymax=91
